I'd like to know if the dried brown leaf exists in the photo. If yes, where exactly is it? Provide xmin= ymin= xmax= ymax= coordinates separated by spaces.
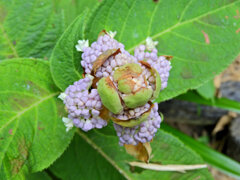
xmin=124 ymin=142 xmax=152 ymax=163
xmin=92 ymin=49 xmax=120 ymax=74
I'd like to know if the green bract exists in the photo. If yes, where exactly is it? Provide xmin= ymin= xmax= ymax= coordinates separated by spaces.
xmin=97 ymin=77 xmax=123 ymax=114
xmin=111 ymin=110 xmax=151 ymax=127
xmin=97 ymin=61 xmax=161 ymax=122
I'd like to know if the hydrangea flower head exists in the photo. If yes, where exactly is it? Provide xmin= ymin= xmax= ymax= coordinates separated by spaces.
xmin=59 ymin=30 xmax=172 ymax=146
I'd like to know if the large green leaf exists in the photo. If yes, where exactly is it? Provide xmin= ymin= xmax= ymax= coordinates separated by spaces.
xmin=53 ymin=0 xmax=99 ymax=26
xmin=50 ymin=13 xmax=87 ymax=90
xmin=0 ymin=59 xmax=75 ymax=179
xmin=85 ymin=0 xmax=240 ymax=102
xmin=50 ymin=135 xmax=125 ymax=180
xmin=0 ymin=0 xmax=64 ymax=60
xmin=49 ymin=125 xmax=212 ymax=179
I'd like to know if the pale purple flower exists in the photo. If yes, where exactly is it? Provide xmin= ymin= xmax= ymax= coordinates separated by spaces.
xmin=114 ymin=103 xmax=162 ymax=146
xmin=63 ymin=76 xmax=107 ymax=132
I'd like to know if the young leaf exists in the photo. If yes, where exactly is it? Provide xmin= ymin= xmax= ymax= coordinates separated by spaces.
xmin=0 ymin=59 xmax=74 ymax=179
xmin=50 ymin=13 xmax=87 ymax=91
xmin=0 ymin=0 xmax=64 ymax=60
xmin=50 ymin=125 xmax=213 ymax=179
xmin=162 ymin=123 xmax=240 ymax=179
xmin=85 ymin=0 xmax=240 ymax=102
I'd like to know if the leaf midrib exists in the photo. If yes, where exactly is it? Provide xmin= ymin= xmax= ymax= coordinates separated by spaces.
xmin=0 ymin=24 xmax=19 ymax=58
xmin=127 ymin=0 xmax=240 ymax=52
xmin=0 ymin=92 xmax=58 ymax=166
xmin=0 ymin=92 xmax=58 ymax=132
xmin=76 ymin=129 xmax=131 ymax=180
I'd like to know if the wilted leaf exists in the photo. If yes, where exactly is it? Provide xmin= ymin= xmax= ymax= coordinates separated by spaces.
xmin=124 ymin=142 xmax=152 ymax=163
xmin=128 ymin=161 xmax=207 ymax=173
xmin=0 ymin=59 xmax=74 ymax=179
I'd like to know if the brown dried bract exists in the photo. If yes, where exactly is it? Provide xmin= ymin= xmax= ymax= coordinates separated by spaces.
xmin=105 ymin=76 xmax=117 ymax=90
xmin=139 ymin=60 xmax=152 ymax=69
xmin=91 ymin=77 xmax=101 ymax=89
xmin=163 ymin=55 xmax=173 ymax=61
xmin=99 ymin=106 xmax=110 ymax=121
xmin=92 ymin=49 xmax=121 ymax=74
xmin=125 ymin=142 xmax=152 ymax=163
xmin=98 ymin=29 xmax=107 ymax=37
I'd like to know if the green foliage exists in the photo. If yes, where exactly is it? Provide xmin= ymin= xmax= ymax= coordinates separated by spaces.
xmin=0 ymin=59 xmax=74 ymax=179
xmin=26 ymin=171 xmax=52 ymax=180
xmin=177 ymin=90 xmax=240 ymax=113
xmin=50 ymin=13 xmax=87 ymax=90
xmin=85 ymin=0 xmax=240 ymax=102
xmin=1 ymin=0 xmax=240 ymax=179
xmin=0 ymin=0 xmax=65 ymax=60
xmin=196 ymin=80 xmax=215 ymax=100
xmin=53 ymin=0 xmax=99 ymax=26
xmin=50 ymin=134 xmax=125 ymax=180
xmin=162 ymin=123 xmax=240 ymax=179
xmin=50 ymin=126 xmax=212 ymax=179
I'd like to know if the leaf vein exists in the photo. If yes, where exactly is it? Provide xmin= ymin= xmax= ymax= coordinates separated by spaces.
xmin=128 ymin=0 xmax=240 ymax=52
xmin=0 ymin=24 xmax=19 ymax=58
xmin=118 ymin=0 xmax=137 ymax=41
xmin=76 ymin=129 xmax=131 ymax=180
xmin=0 ymin=92 xmax=58 ymax=132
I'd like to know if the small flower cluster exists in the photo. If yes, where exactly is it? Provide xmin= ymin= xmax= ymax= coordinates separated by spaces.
xmin=134 ymin=39 xmax=172 ymax=90
xmin=60 ymin=76 xmax=107 ymax=132
xmin=59 ymin=30 xmax=172 ymax=146
xmin=114 ymin=103 xmax=161 ymax=145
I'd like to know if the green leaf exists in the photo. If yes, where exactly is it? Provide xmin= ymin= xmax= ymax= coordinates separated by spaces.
xmin=0 ymin=59 xmax=74 ymax=179
xmin=49 ymin=135 xmax=125 ymax=180
xmin=50 ymin=125 xmax=212 ymax=179
xmin=162 ymin=123 xmax=240 ymax=179
xmin=177 ymin=90 xmax=240 ymax=113
xmin=0 ymin=0 xmax=65 ymax=60
xmin=85 ymin=0 xmax=240 ymax=102
xmin=50 ymin=13 xmax=87 ymax=91
xmin=53 ymin=0 xmax=99 ymax=26
xmin=196 ymin=80 xmax=215 ymax=100
xmin=26 ymin=171 xmax=52 ymax=180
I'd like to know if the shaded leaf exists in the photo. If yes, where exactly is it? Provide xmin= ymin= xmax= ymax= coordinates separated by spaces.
xmin=0 ymin=0 xmax=64 ymax=60
xmin=70 ymin=126 xmax=212 ymax=179
xmin=0 ymin=59 xmax=74 ymax=179
xmin=50 ymin=134 xmax=125 ymax=180
xmin=26 ymin=171 xmax=52 ymax=180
